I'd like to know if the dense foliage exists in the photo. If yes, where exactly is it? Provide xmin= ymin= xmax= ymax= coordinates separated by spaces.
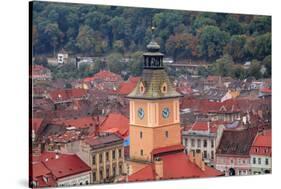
xmin=32 ymin=2 xmax=271 ymax=79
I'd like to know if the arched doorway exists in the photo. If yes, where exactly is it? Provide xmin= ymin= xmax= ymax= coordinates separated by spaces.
xmin=264 ymin=170 xmax=271 ymax=174
xmin=229 ymin=168 xmax=236 ymax=176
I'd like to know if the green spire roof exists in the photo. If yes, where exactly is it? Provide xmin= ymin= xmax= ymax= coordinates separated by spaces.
xmin=127 ymin=69 xmax=182 ymax=100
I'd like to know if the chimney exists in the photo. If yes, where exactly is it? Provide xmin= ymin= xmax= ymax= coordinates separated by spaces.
xmin=154 ymin=157 xmax=163 ymax=179
xmin=207 ymin=121 xmax=210 ymax=133
xmin=55 ymin=150 xmax=60 ymax=159
xmin=189 ymin=150 xmax=205 ymax=171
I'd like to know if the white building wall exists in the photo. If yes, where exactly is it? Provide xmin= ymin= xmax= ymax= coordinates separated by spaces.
xmin=57 ymin=171 xmax=91 ymax=187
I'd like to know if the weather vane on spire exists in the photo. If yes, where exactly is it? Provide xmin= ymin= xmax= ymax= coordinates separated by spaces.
xmin=151 ymin=25 xmax=156 ymax=41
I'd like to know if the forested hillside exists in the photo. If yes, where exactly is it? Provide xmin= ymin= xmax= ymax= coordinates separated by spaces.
xmin=32 ymin=1 xmax=271 ymax=79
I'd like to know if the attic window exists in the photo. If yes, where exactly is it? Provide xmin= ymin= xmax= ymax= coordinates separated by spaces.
xmin=161 ymin=82 xmax=168 ymax=94
xmin=140 ymin=82 xmax=145 ymax=94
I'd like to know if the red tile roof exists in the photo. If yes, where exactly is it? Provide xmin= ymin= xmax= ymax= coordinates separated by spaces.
xmin=260 ymin=87 xmax=272 ymax=93
xmin=49 ymin=88 xmax=87 ymax=102
xmin=116 ymin=77 xmax=140 ymax=95
xmin=128 ymin=152 xmax=223 ymax=182
xmin=250 ymin=129 xmax=271 ymax=156
xmin=32 ymin=118 xmax=44 ymax=133
xmin=39 ymin=152 xmax=91 ymax=179
xmin=151 ymin=144 xmax=184 ymax=156
xmin=84 ymin=70 xmax=122 ymax=83
xmin=217 ymin=127 xmax=258 ymax=156
xmin=252 ymin=130 xmax=271 ymax=147
xmin=99 ymin=113 xmax=129 ymax=138
xmin=53 ymin=116 xmax=104 ymax=129
xmin=181 ymin=98 xmax=240 ymax=114
xmin=188 ymin=120 xmax=225 ymax=133
xmin=32 ymin=161 xmax=51 ymax=179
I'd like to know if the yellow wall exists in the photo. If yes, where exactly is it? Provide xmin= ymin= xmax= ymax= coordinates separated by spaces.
xmin=129 ymin=98 xmax=181 ymax=161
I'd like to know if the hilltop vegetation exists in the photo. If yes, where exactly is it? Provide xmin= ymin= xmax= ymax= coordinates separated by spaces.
xmin=32 ymin=1 xmax=271 ymax=79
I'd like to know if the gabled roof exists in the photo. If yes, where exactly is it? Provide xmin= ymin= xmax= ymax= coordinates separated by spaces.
xmin=252 ymin=129 xmax=271 ymax=148
xmin=98 ymin=113 xmax=129 ymax=138
xmin=116 ymin=77 xmax=140 ymax=95
xmin=217 ymin=127 xmax=258 ymax=156
xmin=39 ymin=152 xmax=91 ymax=179
xmin=49 ymin=88 xmax=87 ymax=102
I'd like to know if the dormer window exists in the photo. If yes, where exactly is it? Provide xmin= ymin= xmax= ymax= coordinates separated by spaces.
xmin=140 ymin=82 xmax=145 ymax=94
xmin=161 ymin=82 xmax=168 ymax=94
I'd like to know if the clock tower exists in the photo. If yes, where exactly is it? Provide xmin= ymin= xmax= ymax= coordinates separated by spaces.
xmin=127 ymin=27 xmax=183 ymax=162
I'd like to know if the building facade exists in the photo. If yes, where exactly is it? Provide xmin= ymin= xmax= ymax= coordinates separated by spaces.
xmin=78 ymin=133 xmax=125 ymax=184
xmin=250 ymin=129 xmax=272 ymax=174
xmin=182 ymin=121 xmax=224 ymax=166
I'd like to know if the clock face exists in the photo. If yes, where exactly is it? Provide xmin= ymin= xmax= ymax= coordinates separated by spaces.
xmin=138 ymin=108 xmax=144 ymax=119
xmin=162 ymin=107 xmax=170 ymax=118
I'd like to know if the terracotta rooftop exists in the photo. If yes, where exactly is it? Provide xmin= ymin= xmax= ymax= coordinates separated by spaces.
xmin=49 ymin=88 xmax=87 ymax=102
xmin=98 ymin=113 xmax=129 ymax=138
xmin=32 ymin=118 xmax=44 ymax=133
xmin=217 ymin=127 xmax=258 ymax=156
xmin=84 ymin=133 xmax=123 ymax=149
xmin=39 ymin=152 xmax=91 ymax=179
xmin=128 ymin=152 xmax=223 ymax=182
xmin=252 ymin=129 xmax=271 ymax=147
xmin=116 ymin=77 xmax=140 ymax=95
xmin=84 ymin=70 xmax=122 ymax=82
xmin=151 ymin=144 xmax=184 ymax=157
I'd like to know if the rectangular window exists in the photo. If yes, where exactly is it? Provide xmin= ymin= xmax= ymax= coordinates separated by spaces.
xmin=92 ymin=155 xmax=96 ymax=165
xmin=106 ymin=168 xmax=109 ymax=178
xmin=211 ymin=151 xmax=214 ymax=160
xmin=258 ymin=158 xmax=261 ymax=164
xmin=165 ymin=131 xmax=169 ymax=138
xmin=253 ymin=157 xmax=256 ymax=164
xmin=197 ymin=139 xmax=201 ymax=148
xmin=203 ymin=140 xmax=207 ymax=148
xmin=211 ymin=140 xmax=214 ymax=148
xmin=119 ymin=163 xmax=123 ymax=174
xmin=113 ymin=166 xmax=116 ymax=176
xmin=106 ymin=152 xmax=109 ymax=161
xmin=140 ymin=131 xmax=142 ymax=139
xmin=100 ymin=170 xmax=103 ymax=180
xmin=119 ymin=149 xmax=122 ymax=158
xmin=265 ymin=158 xmax=269 ymax=165
xmin=99 ymin=153 xmax=103 ymax=163
xmin=203 ymin=150 xmax=207 ymax=159
xmin=140 ymin=149 xmax=143 ymax=156
xmin=93 ymin=171 xmax=96 ymax=181
xmin=185 ymin=138 xmax=188 ymax=147
xmin=191 ymin=139 xmax=195 ymax=147
xmin=112 ymin=150 xmax=116 ymax=160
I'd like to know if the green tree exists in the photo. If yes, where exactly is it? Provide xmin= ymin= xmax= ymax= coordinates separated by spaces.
xmin=211 ymin=54 xmax=234 ymax=76
xmin=76 ymin=25 xmax=95 ymax=55
xmin=198 ymin=26 xmax=230 ymax=60
xmin=248 ymin=60 xmax=262 ymax=79
xmin=128 ymin=51 xmax=143 ymax=76
xmin=262 ymin=55 xmax=271 ymax=78
xmin=225 ymin=35 xmax=247 ymax=62
xmin=107 ymin=53 xmax=124 ymax=74
xmin=44 ymin=23 xmax=62 ymax=57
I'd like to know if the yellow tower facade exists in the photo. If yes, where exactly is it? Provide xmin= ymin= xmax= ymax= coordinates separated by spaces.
xmin=127 ymin=30 xmax=182 ymax=162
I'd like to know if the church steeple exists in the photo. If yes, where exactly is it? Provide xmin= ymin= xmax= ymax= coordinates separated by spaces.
xmin=143 ymin=27 xmax=164 ymax=69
